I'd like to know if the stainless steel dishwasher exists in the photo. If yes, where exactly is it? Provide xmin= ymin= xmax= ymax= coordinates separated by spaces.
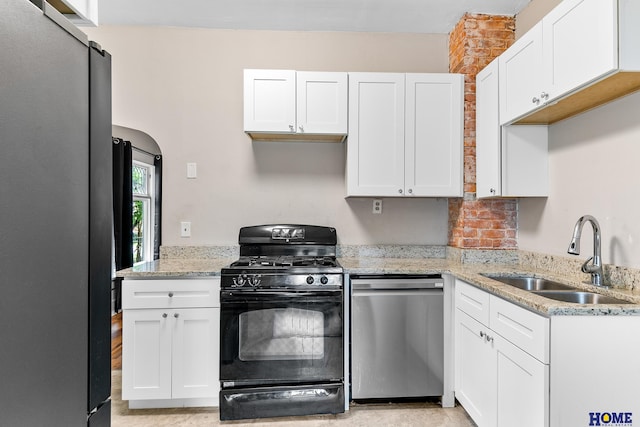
xmin=350 ymin=274 xmax=444 ymax=400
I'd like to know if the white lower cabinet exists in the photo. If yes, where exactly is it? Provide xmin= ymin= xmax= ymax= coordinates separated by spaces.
xmin=121 ymin=278 xmax=220 ymax=408
xmin=455 ymin=280 xmax=549 ymax=427
xmin=455 ymin=279 xmax=640 ymax=426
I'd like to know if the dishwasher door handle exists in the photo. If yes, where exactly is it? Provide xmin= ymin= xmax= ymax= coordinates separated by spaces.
xmin=352 ymin=288 xmax=443 ymax=297
xmin=351 ymin=278 xmax=443 ymax=290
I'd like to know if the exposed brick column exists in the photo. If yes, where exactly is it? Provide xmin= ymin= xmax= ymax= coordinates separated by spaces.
xmin=448 ymin=14 xmax=517 ymax=249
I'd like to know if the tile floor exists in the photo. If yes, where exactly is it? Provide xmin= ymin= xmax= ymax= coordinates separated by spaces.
xmin=111 ymin=371 xmax=476 ymax=427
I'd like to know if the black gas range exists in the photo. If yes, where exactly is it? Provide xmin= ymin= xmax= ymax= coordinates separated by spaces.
xmin=221 ymin=224 xmax=343 ymax=289
xmin=219 ymin=225 xmax=345 ymax=421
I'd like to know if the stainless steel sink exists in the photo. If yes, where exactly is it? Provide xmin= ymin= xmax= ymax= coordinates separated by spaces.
xmin=532 ymin=290 xmax=632 ymax=305
xmin=482 ymin=274 xmax=574 ymax=291
xmin=482 ymin=274 xmax=632 ymax=305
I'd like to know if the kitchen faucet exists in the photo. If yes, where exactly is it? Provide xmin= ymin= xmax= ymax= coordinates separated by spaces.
xmin=567 ymin=215 xmax=605 ymax=286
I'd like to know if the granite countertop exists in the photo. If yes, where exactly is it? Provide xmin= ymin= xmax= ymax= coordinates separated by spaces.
xmin=118 ymin=256 xmax=640 ymax=316
xmin=117 ymin=258 xmax=233 ymax=278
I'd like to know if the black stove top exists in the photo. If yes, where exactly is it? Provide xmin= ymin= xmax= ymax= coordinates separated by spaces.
xmin=222 ymin=224 xmax=343 ymax=289
xmin=229 ymin=256 xmax=339 ymax=269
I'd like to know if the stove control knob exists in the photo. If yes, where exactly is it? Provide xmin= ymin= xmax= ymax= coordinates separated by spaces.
xmin=306 ymin=276 xmax=314 ymax=285
xmin=248 ymin=275 xmax=262 ymax=287
xmin=232 ymin=274 xmax=247 ymax=287
xmin=320 ymin=276 xmax=329 ymax=285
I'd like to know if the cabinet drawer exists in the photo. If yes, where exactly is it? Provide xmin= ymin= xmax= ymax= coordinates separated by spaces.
xmin=455 ymin=279 xmax=490 ymax=326
xmin=122 ymin=278 xmax=220 ymax=309
xmin=489 ymin=295 xmax=549 ymax=364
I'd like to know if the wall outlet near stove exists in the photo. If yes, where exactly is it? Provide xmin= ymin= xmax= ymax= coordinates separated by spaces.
xmin=372 ymin=199 xmax=382 ymax=214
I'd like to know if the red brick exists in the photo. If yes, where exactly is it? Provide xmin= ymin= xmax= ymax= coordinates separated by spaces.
xmin=447 ymin=13 xmax=516 ymax=249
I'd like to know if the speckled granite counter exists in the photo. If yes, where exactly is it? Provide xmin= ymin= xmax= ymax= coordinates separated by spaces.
xmin=118 ymin=254 xmax=640 ymax=316
xmin=340 ymin=257 xmax=640 ymax=316
xmin=117 ymin=258 xmax=233 ymax=278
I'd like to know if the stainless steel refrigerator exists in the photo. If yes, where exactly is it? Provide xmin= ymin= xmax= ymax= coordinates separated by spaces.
xmin=0 ymin=1 xmax=112 ymax=425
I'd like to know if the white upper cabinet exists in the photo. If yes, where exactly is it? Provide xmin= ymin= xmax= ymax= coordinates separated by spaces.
xmin=53 ymin=0 xmax=98 ymax=26
xmin=296 ymin=72 xmax=348 ymax=135
xmin=477 ymin=59 xmax=548 ymax=199
xmin=476 ymin=60 xmax=503 ymax=198
xmin=500 ymin=0 xmax=640 ymax=125
xmin=542 ymin=0 xmax=617 ymax=101
xmin=244 ymin=69 xmax=296 ymax=134
xmin=499 ymin=22 xmax=545 ymax=124
xmin=347 ymin=72 xmax=463 ymax=197
xmin=405 ymin=74 xmax=463 ymax=197
xmin=347 ymin=73 xmax=405 ymax=197
xmin=243 ymin=69 xmax=347 ymax=141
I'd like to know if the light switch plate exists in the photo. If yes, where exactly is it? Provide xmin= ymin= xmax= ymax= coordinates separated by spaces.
xmin=187 ymin=163 xmax=197 ymax=179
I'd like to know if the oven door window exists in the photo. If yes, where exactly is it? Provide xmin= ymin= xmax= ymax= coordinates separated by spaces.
xmin=220 ymin=291 xmax=343 ymax=384
xmin=239 ymin=308 xmax=325 ymax=361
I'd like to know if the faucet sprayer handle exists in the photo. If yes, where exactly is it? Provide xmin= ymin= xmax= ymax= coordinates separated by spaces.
xmin=581 ymin=256 xmax=595 ymax=273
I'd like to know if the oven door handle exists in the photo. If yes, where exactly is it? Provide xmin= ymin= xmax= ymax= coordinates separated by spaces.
xmin=221 ymin=290 xmax=341 ymax=299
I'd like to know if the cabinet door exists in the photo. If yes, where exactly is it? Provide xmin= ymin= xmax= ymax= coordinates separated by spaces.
xmin=122 ymin=309 xmax=172 ymax=400
xmin=495 ymin=335 xmax=549 ymax=427
xmin=171 ymin=308 xmax=220 ymax=400
xmin=476 ymin=60 xmax=502 ymax=198
xmin=244 ymin=69 xmax=296 ymax=133
xmin=347 ymin=73 xmax=405 ymax=196
xmin=499 ymin=22 xmax=544 ymax=124
xmin=455 ymin=309 xmax=496 ymax=427
xmin=543 ymin=0 xmax=617 ymax=102
xmin=296 ymin=72 xmax=347 ymax=135
xmin=405 ymin=73 xmax=463 ymax=197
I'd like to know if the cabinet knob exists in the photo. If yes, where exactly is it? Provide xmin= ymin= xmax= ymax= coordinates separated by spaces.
xmin=532 ymin=96 xmax=540 ymax=104
xmin=480 ymin=331 xmax=494 ymax=343
xmin=174 ymin=313 xmax=180 ymax=318
xmin=162 ymin=313 xmax=168 ymax=318
xmin=398 ymin=189 xmax=403 ymax=194
xmin=168 ymin=292 xmax=173 ymax=298
xmin=408 ymin=189 xmax=413 ymax=194
xmin=289 ymin=124 xmax=294 ymax=132
xmin=540 ymin=92 xmax=549 ymax=100
xmin=490 ymin=188 xmax=496 ymax=194
xmin=299 ymin=125 xmax=304 ymax=133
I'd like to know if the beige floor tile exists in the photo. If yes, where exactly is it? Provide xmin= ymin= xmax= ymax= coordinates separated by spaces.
xmin=111 ymin=371 xmax=476 ymax=427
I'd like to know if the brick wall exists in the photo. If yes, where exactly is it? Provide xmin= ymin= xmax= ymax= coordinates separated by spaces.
xmin=448 ymin=14 xmax=517 ymax=249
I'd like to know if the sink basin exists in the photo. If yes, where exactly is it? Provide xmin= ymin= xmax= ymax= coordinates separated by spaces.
xmin=532 ymin=291 xmax=632 ymax=304
xmin=483 ymin=275 xmax=574 ymax=291
xmin=482 ymin=274 xmax=633 ymax=305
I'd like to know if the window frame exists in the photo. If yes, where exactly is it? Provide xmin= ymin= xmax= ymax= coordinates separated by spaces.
xmin=132 ymin=159 xmax=155 ymax=265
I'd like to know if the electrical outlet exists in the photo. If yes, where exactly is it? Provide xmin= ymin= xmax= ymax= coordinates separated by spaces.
xmin=372 ymin=199 xmax=382 ymax=214
xmin=180 ymin=221 xmax=191 ymax=237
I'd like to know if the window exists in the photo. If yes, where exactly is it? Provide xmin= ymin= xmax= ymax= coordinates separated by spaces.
xmin=132 ymin=161 xmax=155 ymax=265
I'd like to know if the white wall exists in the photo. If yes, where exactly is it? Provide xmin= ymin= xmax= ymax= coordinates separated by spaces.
xmin=83 ymin=26 xmax=450 ymax=246
xmin=518 ymin=91 xmax=640 ymax=269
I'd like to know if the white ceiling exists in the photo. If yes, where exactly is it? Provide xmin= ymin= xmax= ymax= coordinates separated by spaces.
xmin=97 ymin=0 xmax=531 ymax=34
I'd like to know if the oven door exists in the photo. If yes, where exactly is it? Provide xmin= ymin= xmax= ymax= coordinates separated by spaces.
xmin=220 ymin=289 xmax=343 ymax=386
